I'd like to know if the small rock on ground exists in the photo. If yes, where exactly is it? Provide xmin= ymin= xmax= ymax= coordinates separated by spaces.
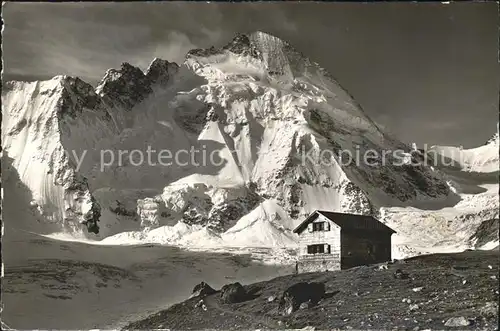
xmin=444 ymin=316 xmax=471 ymax=327
xmin=409 ymin=304 xmax=419 ymax=311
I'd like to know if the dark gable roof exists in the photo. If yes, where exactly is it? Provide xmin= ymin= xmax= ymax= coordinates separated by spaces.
xmin=293 ymin=210 xmax=396 ymax=234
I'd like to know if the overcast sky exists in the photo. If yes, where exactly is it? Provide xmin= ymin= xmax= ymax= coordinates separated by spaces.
xmin=2 ymin=2 xmax=498 ymax=147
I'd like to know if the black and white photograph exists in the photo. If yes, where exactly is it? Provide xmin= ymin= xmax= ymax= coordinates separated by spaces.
xmin=1 ymin=1 xmax=499 ymax=330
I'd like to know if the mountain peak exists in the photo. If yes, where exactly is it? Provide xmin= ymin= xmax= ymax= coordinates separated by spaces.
xmin=94 ymin=58 xmax=178 ymax=109
xmin=100 ymin=62 xmax=146 ymax=85
xmin=186 ymin=31 xmax=285 ymax=61
xmin=145 ymin=58 xmax=179 ymax=86
xmin=185 ymin=30 xmax=311 ymax=83
xmin=95 ymin=62 xmax=152 ymax=109
xmin=485 ymin=123 xmax=499 ymax=145
xmin=220 ymin=32 xmax=264 ymax=60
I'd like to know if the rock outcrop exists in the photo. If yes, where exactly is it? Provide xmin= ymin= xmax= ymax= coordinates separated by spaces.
xmin=191 ymin=282 xmax=217 ymax=298
xmin=220 ymin=282 xmax=247 ymax=303
xmin=278 ymin=282 xmax=325 ymax=315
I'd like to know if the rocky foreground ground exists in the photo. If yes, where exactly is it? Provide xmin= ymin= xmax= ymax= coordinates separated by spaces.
xmin=125 ymin=250 xmax=499 ymax=330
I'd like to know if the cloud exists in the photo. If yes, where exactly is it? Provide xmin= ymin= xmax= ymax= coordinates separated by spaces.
xmin=1 ymin=2 xmax=298 ymax=83
xmin=2 ymin=3 xmax=230 ymax=83
xmin=4 ymin=16 xmax=151 ymax=80
xmin=133 ymin=31 xmax=199 ymax=70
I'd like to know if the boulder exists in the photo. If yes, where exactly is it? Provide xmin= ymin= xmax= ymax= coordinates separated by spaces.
xmin=444 ymin=316 xmax=471 ymax=327
xmin=194 ymin=299 xmax=207 ymax=311
xmin=393 ymin=269 xmax=410 ymax=279
xmin=191 ymin=281 xmax=217 ymax=298
xmin=299 ymin=301 xmax=311 ymax=310
xmin=278 ymin=282 xmax=325 ymax=316
xmin=220 ymin=282 xmax=247 ymax=303
xmin=409 ymin=304 xmax=419 ymax=311
xmin=194 ymin=299 xmax=204 ymax=308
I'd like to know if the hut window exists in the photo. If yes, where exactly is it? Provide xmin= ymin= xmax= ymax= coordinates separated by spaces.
xmin=313 ymin=222 xmax=326 ymax=232
xmin=307 ymin=244 xmax=329 ymax=254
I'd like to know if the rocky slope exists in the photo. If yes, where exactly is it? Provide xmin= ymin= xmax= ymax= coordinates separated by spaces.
xmin=125 ymin=250 xmax=499 ymax=330
xmin=2 ymin=31 xmax=494 ymax=253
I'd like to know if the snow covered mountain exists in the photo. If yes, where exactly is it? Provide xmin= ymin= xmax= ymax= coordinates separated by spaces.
xmin=2 ymin=31 xmax=496 ymax=253
xmin=383 ymin=132 xmax=499 ymax=256
xmin=428 ymin=126 xmax=499 ymax=173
